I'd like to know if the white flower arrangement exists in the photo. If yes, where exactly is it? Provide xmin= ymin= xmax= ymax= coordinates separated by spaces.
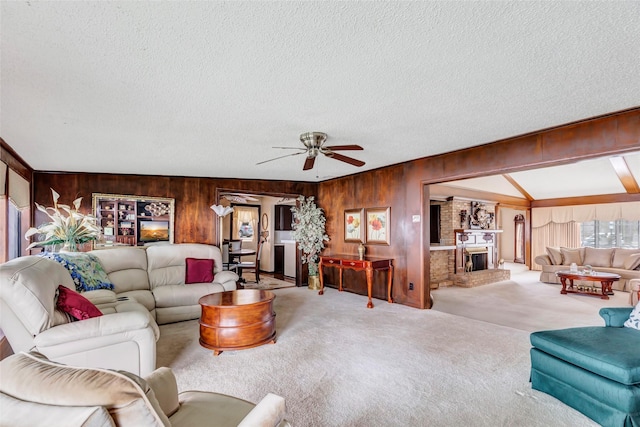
xmin=291 ymin=195 xmax=329 ymax=276
xmin=25 ymin=188 xmax=101 ymax=251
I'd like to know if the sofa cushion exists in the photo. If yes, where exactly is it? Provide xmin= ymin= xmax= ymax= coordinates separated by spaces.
xmin=560 ymin=247 xmax=582 ymax=266
xmin=90 ymin=248 xmax=150 ymax=293
xmin=612 ymin=248 xmax=640 ymax=268
xmin=147 ymin=244 xmax=224 ymax=289
xmin=152 ymin=283 xmax=225 ymax=308
xmin=624 ymin=253 xmax=640 ymax=270
xmin=530 ymin=327 xmax=640 ymax=385
xmin=0 ymin=351 xmax=170 ymax=426
xmin=624 ymin=302 xmax=640 ymax=330
xmin=39 ymin=252 xmax=114 ymax=292
xmin=546 ymin=247 xmax=563 ymax=265
xmin=56 ymin=285 xmax=103 ymax=321
xmin=185 ymin=258 xmax=215 ymax=284
xmin=583 ymin=247 xmax=614 ymax=268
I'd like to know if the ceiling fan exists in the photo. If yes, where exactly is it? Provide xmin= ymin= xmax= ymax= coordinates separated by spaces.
xmin=256 ymin=132 xmax=365 ymax=171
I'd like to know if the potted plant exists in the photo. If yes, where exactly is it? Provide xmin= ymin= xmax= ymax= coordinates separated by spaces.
xmin=25 ymin=188 xmax=101 ymax=252
xmin=291 ymin=195 xmax=329 ymax=289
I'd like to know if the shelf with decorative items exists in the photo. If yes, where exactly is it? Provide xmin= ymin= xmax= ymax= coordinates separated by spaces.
xmin=92 ymin=193 xmax=175 ymax=248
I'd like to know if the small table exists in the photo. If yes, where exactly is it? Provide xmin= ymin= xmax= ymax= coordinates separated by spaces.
xmin=229 ymin=248 xmax=256 ymax=282
xmin=318 ymin=255 xmax=393 ymax=309
xmin=556 ymin=270 xmax=621 ymax=300
xmin=198 ymin=290 xmax=276 ymax=355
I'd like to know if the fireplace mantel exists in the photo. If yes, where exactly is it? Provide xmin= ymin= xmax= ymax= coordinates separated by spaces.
xmin=453 ymin=229 xmax=503 ymax=273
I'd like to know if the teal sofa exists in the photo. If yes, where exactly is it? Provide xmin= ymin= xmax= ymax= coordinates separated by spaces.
xmin=530 ymin=307 xmax=640 ymax=427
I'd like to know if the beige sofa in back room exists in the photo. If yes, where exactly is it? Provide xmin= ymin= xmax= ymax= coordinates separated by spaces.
xmin=535 ymin=246 xmax=640 ymax=296
xmin=0 ymin=243 xmax=238 ymax=376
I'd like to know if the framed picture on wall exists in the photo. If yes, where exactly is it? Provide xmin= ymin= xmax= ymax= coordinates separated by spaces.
xmin=365 ymin=207 xmax=390 ymax=245
xmin=344 ymin=208 xmax=364 ymax=242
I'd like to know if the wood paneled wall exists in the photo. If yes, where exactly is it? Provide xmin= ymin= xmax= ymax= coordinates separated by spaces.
xmin=32 ymin=173 xmax=315 ymax=246
xmin=26 ymin=108 xmax=640 ymax=310
xmin=318 ymin=108 xmax=640 ymax=309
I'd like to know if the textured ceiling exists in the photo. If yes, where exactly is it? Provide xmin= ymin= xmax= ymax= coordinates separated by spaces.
xmin=1 ymin=2 xmax=639 ymax=183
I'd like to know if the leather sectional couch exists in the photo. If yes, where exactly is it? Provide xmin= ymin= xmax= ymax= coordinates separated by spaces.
xmin=0 ymin=243 xmax=238 ymax=376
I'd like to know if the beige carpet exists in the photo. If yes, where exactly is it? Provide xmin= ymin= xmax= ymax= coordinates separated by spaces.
xmin=238 ymin=272 xmax=296 ymax=290
xmin=155 ymin=269 xmax=633 ymax=426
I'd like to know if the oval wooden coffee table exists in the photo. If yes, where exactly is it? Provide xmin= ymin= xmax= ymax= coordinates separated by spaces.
xmin=198 ymin=289 xmax=276 ymax=356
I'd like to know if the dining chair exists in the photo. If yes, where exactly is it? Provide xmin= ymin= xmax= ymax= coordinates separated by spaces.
xmin=221 ymin=242 xmax=238 ymax=272
xmin=230 ymin=240 xmax=242 ymax=251
xmin=236 ymin=239 xmax=264 ymax=283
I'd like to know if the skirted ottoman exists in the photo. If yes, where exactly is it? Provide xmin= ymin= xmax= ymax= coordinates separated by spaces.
xmin=530 ymin=307 xmax=640 ymax=427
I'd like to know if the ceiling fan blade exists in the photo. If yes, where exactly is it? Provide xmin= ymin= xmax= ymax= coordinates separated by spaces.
xmin=256 ymin=151 xmax=306 ymax=165
xmin=303 ymin=156 xmax=316 ymax=171
xmin=325 ymin=152 xmax=365 ymax=167
xmin=323 ymin=145 xmax=363 ymax=151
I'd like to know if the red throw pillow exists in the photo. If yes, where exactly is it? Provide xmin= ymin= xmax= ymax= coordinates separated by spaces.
xmin=185 ymin=258 xmax=215 ymax=284
xmin=56 ymin=285 xmax=103 ymax=321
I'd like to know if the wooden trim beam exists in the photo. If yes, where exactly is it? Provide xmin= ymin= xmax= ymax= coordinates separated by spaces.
xmin=502 ymin=173 xmax=534 ymax=201
xmin=609 ymin=156 xmax=640 ymax=194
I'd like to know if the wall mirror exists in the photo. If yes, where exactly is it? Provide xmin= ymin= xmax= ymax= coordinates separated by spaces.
xmin=92 ymin=193 xmax=175 ymax=247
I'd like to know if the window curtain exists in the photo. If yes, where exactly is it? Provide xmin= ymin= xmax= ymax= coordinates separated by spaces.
xmin=8 ymin=169 xmax=29 ymax=209
xmin=234 ymin=206 xmax=258 ymax=243
xmin=531 ymin=221 xmax=582 ymax=271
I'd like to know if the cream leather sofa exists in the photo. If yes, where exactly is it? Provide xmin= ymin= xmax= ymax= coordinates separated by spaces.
xmin=0 ymin=351 xmax=290 ymax=427
xmin=535 ymin=246 xmax=640 ymax=293
xmin=0 ymin=244 xmax=238 ymax=376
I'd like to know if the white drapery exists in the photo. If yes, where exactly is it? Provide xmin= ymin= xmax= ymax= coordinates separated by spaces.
xmin=234 ymin=206 xmax=258 ymax=243
xmin=530 ymin=202 xmax=640 ymax=270
xmin=532 ymin=202 xmax=640 ymax=228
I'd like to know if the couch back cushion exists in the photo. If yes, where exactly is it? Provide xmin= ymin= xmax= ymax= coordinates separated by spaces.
xmin=583 ymin=247 xmax=614 ymax=267
xmin=90 ymin=248 xmax=150 ymax=293
xmin=612 ymin=248 xmax=640 ymax=269
xmin=546 ymin=247 xmax=563 ymax=265
xmin=0 ymin=256 xmax=75 ymax=335
xmin=0 ymin=351 xmax=170 ymax=426
xmin=146 ymin=244 xmax=223 ymax=289
xmin=560 ymin=247 xmax=584 ymax=266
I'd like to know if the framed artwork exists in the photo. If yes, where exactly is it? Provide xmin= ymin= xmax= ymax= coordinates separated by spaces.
xmin=344 ymin=208 xmax=364 ymax=242
xmin=365 ymin=207 xmax=390 ymax=245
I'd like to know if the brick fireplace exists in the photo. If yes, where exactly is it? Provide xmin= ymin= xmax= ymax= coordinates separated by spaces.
xmin=429 ymin=197 xmax=510 ymax=288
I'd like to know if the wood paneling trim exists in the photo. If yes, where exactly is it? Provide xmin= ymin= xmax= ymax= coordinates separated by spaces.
xmin=0 ymin=138 xmax=32 ymax=182
xmin=609 ymin=156 xmax=640 ymax=194
xmin=502 ymin=174 xmax=534 ymax=201
xmin=531 ymin=193 xmax=640 ymax=208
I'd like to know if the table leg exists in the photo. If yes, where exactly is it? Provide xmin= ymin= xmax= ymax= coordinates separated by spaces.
xmin=599 ymin=280 xmax=612 ymax=300
xmin=318 ymin=261 xmax=324 ymax=295
xmin=387 ymin=264 xmax=394 ymax=303
xmin=560 ymin=277 xmax=568 ymax=294
xmin=366 ymin=266 xmax=374 ymax=309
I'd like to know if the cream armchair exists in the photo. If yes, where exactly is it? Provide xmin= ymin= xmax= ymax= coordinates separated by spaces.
xmin=0 ymin=256 xmax=158 ymax=376
xmin=0 ymin=351 xmax=290 ymax=427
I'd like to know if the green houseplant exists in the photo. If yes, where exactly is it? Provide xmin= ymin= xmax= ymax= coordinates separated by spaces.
xmin=25 ymin=188 xmax=101 ymax=252
xmin=291 ymin=195 xmax=329 ymax=288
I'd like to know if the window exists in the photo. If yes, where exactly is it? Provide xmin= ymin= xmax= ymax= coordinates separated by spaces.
xmin=580 ymin=220 xmax=640 ymax=248
xmin=233 ymin=205 xmax=259 ymax=242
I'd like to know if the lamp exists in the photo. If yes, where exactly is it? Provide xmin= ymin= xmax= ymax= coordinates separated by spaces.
xmin=211 ymin=204 xmax=234 ymax=247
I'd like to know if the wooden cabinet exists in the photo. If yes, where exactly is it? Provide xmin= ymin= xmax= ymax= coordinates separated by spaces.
xmin=275 ymin=205 xmax=293 ymax=231
xmin=92 ymin=194 xmax=175 ymax=247
xmin=274 ymin=245 xmax=284 ymax=279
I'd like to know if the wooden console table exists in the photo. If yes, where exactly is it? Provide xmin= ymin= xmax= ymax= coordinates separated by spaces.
xmin=318 ymin=255 xmax=393 ymax=308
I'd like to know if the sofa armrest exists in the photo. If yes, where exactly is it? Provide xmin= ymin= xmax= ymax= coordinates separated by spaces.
xmin=534 ymin=254 xmax=552 ymax=266
xmin=237 ymin=393 xmax=286 ymax=427
xmin=214 ymin=270 xmax=239 ymax=287
xmin=599 ymin=307 xmax=633 ymax=327
xmin=144 ymin=367 xmax=180 ymax=418
xmin=33 ymin=311 xmax=153 ymax=347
